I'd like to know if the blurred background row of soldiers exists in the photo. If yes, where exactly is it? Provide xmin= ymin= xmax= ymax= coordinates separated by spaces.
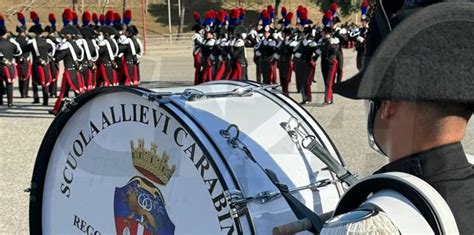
xmin=0 ymin=8 xmax=143 ymax=115
xmin=191 ymin=1 xmax=370 ymax=105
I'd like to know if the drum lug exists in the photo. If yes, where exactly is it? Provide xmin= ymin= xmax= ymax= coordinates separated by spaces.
xmin=24 ymin=182 xmax=38 ymax=202
xmin=256 ymin=190 xmax=280 ymax=203
xmin=224 ymin=189 xmax=248 ymax=218
xmin=145 ymin=92 xmax=173 ymax=104
xmin=61 ymin=98 xmax=78 ymax=113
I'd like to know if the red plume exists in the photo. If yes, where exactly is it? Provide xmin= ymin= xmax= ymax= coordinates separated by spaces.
xmin=124 ymin=10 xmax=132 ymax=19
xmin=204 ymin=10 xmax=214 ymax=20
xmin=300 ymin=8 xmax=308 ymax=21
xmin=17 ymin=12 xmax=25 ymax=21
xmin=92 ymin=13 xmax=98 ymax=22
xmin=324 ymin=9 xmax=333 ymax=20
xmin=30 ymin=11 xmax=39 ymax=20
xmin=231 ymin=8 xmax=240 ymax=19
xmin=286 ymin=12 xmax=293 ymax=22
xmin=361 ymin=0 xmax=369 ymax=7
xmin=261 ymin=9 xmax=270 ymax=19
xmin=331 ymin=3 xmax=338 ymax=11
xmin=48 ymin=13 xmax=55 ymax=22
xmin=82 ymin=11 xmax=91 ymax=22
xmin=106 ymin=10 xmax=114 ymax=21
xmin=63 ymin=9 xmax=73 ymax=21
xmin=217 ymin=10 xmax=225 ymax=23
xmin=193 ymin=11 xmax=200 ymax=21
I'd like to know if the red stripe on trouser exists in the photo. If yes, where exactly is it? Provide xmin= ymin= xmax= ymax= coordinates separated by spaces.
xmin=64 ymin=70 xmax=80 ymax=93
xmin=46 ymin=65 xmax=53 ymax=86
xmin=308 ymin=63 xmax=315 ymax=84
xmin=88 ymin=70 xmax=94 ymax=90
xmin=133 ymin=65 xmax=139 ymax=86
xmin=121 ymin=59 xmax=132 ymax=86
xmin=202 ymin=60 xmax=212 ymax=83
xmin=77 ymin=71 xmax=85 ymax=93
xmin=52 ymin=75 xmax=68 ymax=114
xmin=271 ymin=63 xmax=277 ymax=84
xmin=194 ymin=53 xmax=201 ymax=85
xmin=112 ymin=69 xmax=117 ymax=86
xmin=214 ymin=62 xmax=225 ymax=81
xmin=326 ymin=59 xmax=338 ymax=103
xmin=4 ymin=66 xmax=12 ymax=83
xmin=53 ymin=64 xmax=60 ymax=82
xmin=232 ymin=63 xmax=242 ymax=80
xmin=25 ymin=62 xmax=32 ymax=80
xmin=100 ymin=64 xmax=111 ymax=86
xmin=38 ymin=66 xmax=46 ymax=86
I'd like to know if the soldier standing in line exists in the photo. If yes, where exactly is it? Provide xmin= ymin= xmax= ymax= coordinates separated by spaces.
xmin=26 ymin=12 xmax=54 ymax=106
xmin=78 ymin=11 xmax=99 ymax=90
xmin=192 ymin=11 xmax=204 ymax=85
xmin=46 ymin=13 xmax=59 ymax=97
xmin=256 ymin=9 xmax=276 ymax=85
xmin=15 ymin=12 xmax=31 ymax=99
xmin=275 ymin=25 xmax=295 ymax=96
xmin=0 ymin=17 xmax=23 ymax=107
xmin=96 ymin=26 xmax=118 ymax=87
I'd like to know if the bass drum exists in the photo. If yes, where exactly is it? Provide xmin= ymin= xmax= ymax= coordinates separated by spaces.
xmin=29 ymin=80 xmax=346 ymax=234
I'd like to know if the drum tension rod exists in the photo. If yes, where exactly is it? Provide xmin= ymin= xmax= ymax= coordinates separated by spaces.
xmin=61 ymin=98 xmax=78 ymax=113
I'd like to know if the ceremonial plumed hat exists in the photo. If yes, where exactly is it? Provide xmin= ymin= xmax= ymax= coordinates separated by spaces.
xmin=0 ymin=15 xmax=6 ymax=36
xmin=60 ymin=25 xmax=80 ymax=36
xmin=334 ymin=1 xmax=474 ymax=105
xmin=29 ymin=11 xmax=43 ymax=34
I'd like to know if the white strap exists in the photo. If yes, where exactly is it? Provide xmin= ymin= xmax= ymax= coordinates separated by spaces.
xmin=81 ymin=39 xmax=92 ymax=61
xmin=129 ymin=38 xmax=137 ymax=56
xmin=110 ymin=37 xmax=119 ymax=56
xmin=104 ymin=40 xmax=115 ymax=61
xmin=135 ymin=37 xmax=144 ymax=57
xmin=91 ymin=40 xmax=99 ymax=61
xmin=32 ymin=38 xmax=41 ymax=57
xmin=74 ymin=40 xmax=84 ymax=61
xmin=65 ymin=41 xmax=79 ymax=62
xmin=46 ymin=38 xmax=56 ymax=57
xmin=10 ymin=38 xmax=22 ymax=56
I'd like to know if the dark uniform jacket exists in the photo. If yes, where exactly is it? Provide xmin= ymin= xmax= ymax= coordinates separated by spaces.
xmin=55 ymin=39 xmax=81 ymax=69
xmin=0 ymin=38 xmax=19 ymax=64
xmin=25 ymin=37 xmax=51 ymax=64
xmin=375 ymin=142 xmax=474 ymax=234
xmin=15 ymin=35 xmax=29 ymax=62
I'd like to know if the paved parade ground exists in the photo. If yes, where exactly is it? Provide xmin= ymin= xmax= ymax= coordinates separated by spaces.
xmin=1 ymin=49 xmax=473 ymax=233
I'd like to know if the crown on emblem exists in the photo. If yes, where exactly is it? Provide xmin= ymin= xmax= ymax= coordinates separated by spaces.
xmin=130 ymin=139 xmax=176 ymax=185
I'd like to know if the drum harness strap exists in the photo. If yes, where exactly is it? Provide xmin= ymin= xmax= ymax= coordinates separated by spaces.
xmin=219 ymin=123 xmax=350 ymax=234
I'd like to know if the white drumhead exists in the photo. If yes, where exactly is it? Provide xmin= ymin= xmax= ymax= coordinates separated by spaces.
xmin=41 ymin=91 xmax=239 ymax=234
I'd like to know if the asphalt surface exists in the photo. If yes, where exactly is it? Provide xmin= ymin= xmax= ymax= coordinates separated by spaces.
xmin=1 ymin=49 xmax=473 ymax=233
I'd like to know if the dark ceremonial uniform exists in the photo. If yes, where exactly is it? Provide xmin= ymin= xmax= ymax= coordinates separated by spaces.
xmin=200 ymin=38 xmax=215 ymax=83
xmin=320 ymin=37 xmax=340 ymax=104
xmin=0 ymin=38 xmax=21 ymax=106
xmin=212 ymin=38 xmax=227 ymax=81
xmin=275 ymin=38 xmax=294 ymax=95
xmin=96 ymin=36 xmax=118 ymax=87
xmin=220 ymin=39 xmax=233 ymax=81
xmin=375 ymin=143 xmax=474 ymax=234
xmin=25 ymin=36 xmax=53 ymax=105
xmin=230 ymin=38 xmax=248 ymax=80
xmin=46 ymin=36 xmax=59 ymax=97
xmin=248 ymin=30 xmax=262 ymax=83
xmin=355 ymin=27 xmax=368 ymax=70
xmin=256 ymin=37 xmax=277 ymax=84
xmin=293 ymin=39 xmax=317 ymax=103
xmin=192 ymin=32 xmax=204 ymax=84
xmin=118 ymin=35 xmax=141 ymax=86
xmin=78 ymin=38 xmax=98 ymax=90
xmin=112 ymin=36 xmax=122 ymax=86
xmin=52 ymin=39 xmax=83 ymax=114
xmin=15 ymin=34 xmax=31 ymax=98
xmin=333 ymin=33 xmax=344 ymax=83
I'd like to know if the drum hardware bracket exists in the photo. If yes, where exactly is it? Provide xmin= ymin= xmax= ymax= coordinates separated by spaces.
xmin=24 ymin=181 xmax=38 ymax=202
xmin=61 ymin=98 xmax=78 ymax=113
xmin=145 ymin=92 xmax=174 ymax=104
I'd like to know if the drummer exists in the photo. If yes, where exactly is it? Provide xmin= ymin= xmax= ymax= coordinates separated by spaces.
xmin=332 ymin=1 xmax=474 ymax=233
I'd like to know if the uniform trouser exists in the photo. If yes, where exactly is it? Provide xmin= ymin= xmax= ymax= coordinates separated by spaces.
xmin=260 ymin=58 xmax=275 ymax=84
xmin=254 ymin=56 xmax=261 ymax=83
xmin=115 ymin=59 xmax=122 ymax=86
xmin=17 ymin=61 xmax=31 ymax=98
xmin=194 ymin=53 xmax=202 ymax=85
xmin=31 ymin=64 xmax=51 ymax=105
xmin=214 ymin=60 xmax=226 ymax=81
xmin=49 ymin=62 xmax=59 ymax=97
xmin=230 ymin=61 xmax=247 ymax=81
xmin=294 ymin=59 xmax=313 ymax=102
xmin=122 ymin=59 xmax=139 ymax=87
xmin=277 ymin=58 xmax=292 ymax=95
xmin=0 ymin=65 xmax=16 ymax=105
xmin=97 ymin=63 xmax=116 ymax=87
xmin=336 ymin=51 xmax=344 ymax=83
xmin=201 ymin=59 xmax=213 ymax=83
xmin=81 ymin=66 xmax=96 ymax=90
xmin=52 ymin=69 xmax=82 ymax=114
xmin=222 ymin=61 xmax=232 ymax=80
xmin=356 ymin=49 xmax=364 ymax=71
xmin=323 ymin=59 xmax=339 ymax=103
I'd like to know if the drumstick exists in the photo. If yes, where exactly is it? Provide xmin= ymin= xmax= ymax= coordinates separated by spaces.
xmin=272 ymin=218 xmax=313 ymax=235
